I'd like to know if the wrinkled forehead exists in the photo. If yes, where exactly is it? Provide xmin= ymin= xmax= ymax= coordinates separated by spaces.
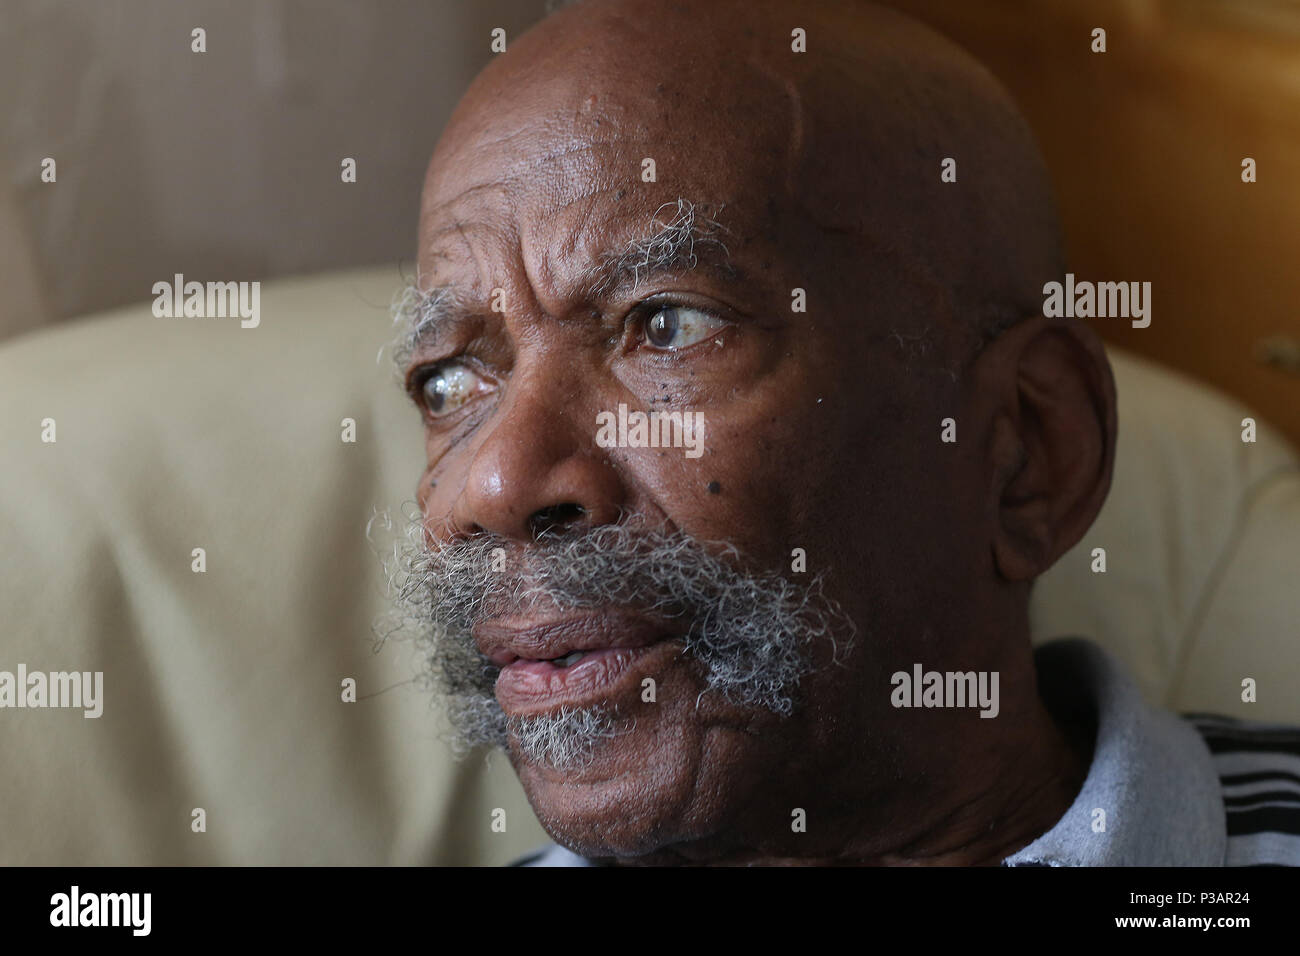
xmin=418 ymin=47 xmax=801 ymax=292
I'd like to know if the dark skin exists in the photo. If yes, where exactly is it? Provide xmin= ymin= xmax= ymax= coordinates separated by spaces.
xmin=408 ymin=0 xmax=1116 ymax=864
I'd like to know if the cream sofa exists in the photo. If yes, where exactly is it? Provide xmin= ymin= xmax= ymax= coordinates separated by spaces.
xmin=2 ymin=266 xmax=1297 ymax=865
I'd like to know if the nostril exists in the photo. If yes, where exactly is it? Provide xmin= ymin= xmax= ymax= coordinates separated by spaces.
xmin=529 ymin=502 xmax=587 ymax=538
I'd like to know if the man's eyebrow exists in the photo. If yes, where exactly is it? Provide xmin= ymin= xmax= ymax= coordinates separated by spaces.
xmin=390 ymin=281 xmax=477 ymax=370
xmin=586 ymin=198 xmax=737 ymax=298
xmin=393 ymin=199 xmax=737 ymax=368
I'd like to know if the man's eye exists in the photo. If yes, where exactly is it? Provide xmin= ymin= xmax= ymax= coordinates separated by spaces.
xmin=642 ymin=305 xmax=730 ymax=350
xmin=417 ymin=361 xmax=487 ymax=417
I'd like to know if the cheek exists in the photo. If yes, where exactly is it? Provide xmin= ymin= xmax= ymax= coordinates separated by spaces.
xmin=415 ymin=460 xmax=437 ymax=510
xmin=605 ymin=331 xmax=840 ymax=552
xmin=415 ymin=425 xmax=481 ymax=520
xmin=628 ymin=381 xmax=870 ymax=568
xmin=609 ymin=413 xmax=807 ymax=565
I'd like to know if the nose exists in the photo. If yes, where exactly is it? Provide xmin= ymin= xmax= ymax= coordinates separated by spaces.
xmin=448 ymin=367 xmax=628 ymax=542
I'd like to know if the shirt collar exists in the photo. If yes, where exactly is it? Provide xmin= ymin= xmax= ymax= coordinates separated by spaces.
xmin=1001 ymin=637 xmax=1226 ymax=866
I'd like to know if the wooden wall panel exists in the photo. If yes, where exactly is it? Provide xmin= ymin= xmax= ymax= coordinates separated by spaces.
xmin=885 ymin=0 xmax=1300 ymax=445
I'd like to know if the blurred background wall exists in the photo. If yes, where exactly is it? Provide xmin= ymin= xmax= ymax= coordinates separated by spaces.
xmin=0 ymin=0 xmax=556 ymax=336
xmin=2 ymin=0 xmax=1298 ymax=442
xmin=883 ymin=0 xmax=1300 ymax=447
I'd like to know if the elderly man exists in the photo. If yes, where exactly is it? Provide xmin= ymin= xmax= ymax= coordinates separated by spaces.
xmin=390 ymin=0 xmax=1300 ymax=866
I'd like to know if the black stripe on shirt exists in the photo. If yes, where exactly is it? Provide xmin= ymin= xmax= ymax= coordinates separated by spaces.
xmin=1186 ymin=715 xmax=1300 ymax=736
xmin=1221 ymin=770 xmax=1300 ymax=787
xmin=1199 ymin=735 xmax=1300 ymax=757
xmin=1223 ymin=791 xmax=1300 ymax=809
xmin=1225 ymin=806 xmax=1300 ymax=837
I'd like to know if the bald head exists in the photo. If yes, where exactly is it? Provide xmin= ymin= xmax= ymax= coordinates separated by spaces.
xmin=421 ymin=0 xmax=1064 ymax=365
xmin=403 ymin=0 xmax=1113 ymax=864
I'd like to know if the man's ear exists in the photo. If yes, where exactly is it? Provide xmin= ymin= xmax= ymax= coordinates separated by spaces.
xmin=974 ymin=317 xmax=1118 ymax=582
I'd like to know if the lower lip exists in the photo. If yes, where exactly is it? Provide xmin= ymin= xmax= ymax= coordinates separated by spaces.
xmin=495 ymin=643 xmax=673 ymax=713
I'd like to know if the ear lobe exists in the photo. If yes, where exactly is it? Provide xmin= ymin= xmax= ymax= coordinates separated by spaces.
xmin=988 ymin=320 xmax=1117 ymax=582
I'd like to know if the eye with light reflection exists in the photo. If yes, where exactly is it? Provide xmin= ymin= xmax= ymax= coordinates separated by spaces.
xmin=643 ymin=305 xmax=730 ymax=350
xmin=418 ymin=362 xmax=488 ymax=418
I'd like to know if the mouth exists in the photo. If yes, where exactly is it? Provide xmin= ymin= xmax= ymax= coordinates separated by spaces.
xmin=474 ymin=610 xmax=680 ymax=713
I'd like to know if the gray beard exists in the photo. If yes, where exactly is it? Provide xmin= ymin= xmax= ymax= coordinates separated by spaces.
xmin=377 ymin=514 xmax=855 ymax=772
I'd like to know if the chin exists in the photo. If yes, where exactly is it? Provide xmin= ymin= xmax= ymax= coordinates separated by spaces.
xmin=509 ymin=720 xmax=722 ymax=860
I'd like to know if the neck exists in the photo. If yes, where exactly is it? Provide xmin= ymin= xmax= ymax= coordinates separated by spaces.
xmin=863 ymin=698 xmax=1092 ymax=866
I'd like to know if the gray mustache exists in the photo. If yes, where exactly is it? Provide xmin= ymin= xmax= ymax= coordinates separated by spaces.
xmin=417 ymin=524 xmax=713 ymax=630
xmin=379 ymin=513 xmax=857 ymax=764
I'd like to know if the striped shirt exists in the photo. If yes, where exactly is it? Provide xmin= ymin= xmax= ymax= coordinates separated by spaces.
xmin=1184 ymin=713 xmax=1300 ymax=866
xmin=514 ymin=639 xmax=1300 ymax=866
